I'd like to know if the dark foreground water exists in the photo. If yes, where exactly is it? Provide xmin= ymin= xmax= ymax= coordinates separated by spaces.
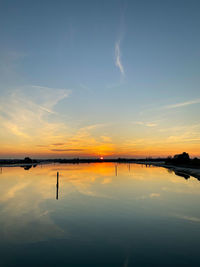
xmin=0 ymin=163 xmax=200 ymax=266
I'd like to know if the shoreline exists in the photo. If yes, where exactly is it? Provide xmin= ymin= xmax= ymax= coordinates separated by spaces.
xmin=148 ymin=162 xmax=200 ymax=181
xmin=1 ymin=160 xmax=200 ymax=181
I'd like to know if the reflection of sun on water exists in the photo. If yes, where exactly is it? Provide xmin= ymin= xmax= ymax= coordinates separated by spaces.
xmin=1 ymin=163 xmax=200 ymax=201
xmin=0 ymin=164 xmax=200 ymax=206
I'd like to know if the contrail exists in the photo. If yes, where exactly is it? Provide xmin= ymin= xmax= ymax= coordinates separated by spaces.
xmin=115 ymin=40 xmax=125 ymax=76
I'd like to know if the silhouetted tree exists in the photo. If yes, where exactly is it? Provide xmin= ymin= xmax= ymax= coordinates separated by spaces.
xmin=24 ymin=157 xmax=32 ymax=163
xmin=173 ymin=152 xmax=190 ymax=164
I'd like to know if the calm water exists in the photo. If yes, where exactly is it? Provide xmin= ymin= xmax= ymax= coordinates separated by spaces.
xmin=0 ymin=163 xmax=200 ymax=266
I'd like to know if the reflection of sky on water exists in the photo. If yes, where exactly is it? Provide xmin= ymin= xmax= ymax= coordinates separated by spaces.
xmin=0 ymin=163 xmax=200 ymax=266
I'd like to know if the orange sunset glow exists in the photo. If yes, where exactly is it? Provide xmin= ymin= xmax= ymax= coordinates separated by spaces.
xmin=1 ymin=1 xmax=200 ymax=266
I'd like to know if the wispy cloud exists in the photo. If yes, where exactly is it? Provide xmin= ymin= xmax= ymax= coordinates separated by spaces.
xmin=0 ymin=85 xmax=71 ymax=142
xmin=136 ymin=193 xmax=161 ymax=200
xmin=133 ymin=121 xmax=157 ymax=127
xmin=52 ymin=143 xmax=66 ymax=146
xmin=39 ymin=106 xmax=56 ymax=114
xmin=115 ymin=40 xmax=125 ymax=76
xmin=164 ymin=98 xmax=200 ymax=109
xmin=50 ymin=148 xmax=84 ymax=152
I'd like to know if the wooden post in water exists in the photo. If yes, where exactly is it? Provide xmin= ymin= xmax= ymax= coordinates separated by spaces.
xmin=115 ymin=164 xmax=118 ymax=176
xmin=56 ymin=171 xmax=59 ymax=200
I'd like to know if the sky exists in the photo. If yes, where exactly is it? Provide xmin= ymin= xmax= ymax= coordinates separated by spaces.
xmin=0 ymin=0 xmax=200 ymax=158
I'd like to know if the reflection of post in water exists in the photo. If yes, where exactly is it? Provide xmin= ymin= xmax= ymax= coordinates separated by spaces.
xmin=128 ymin=164 xmax=130 ymax=172
xmin=115 ymin=164 xmax=118 ymax=176
xmin=56 ymin=171 xmax=59 ymax=200
xmin=0 ymin=167 xmax=2 ymax=174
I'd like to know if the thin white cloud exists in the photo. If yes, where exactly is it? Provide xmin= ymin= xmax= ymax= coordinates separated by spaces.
xmin=0 ymin=85 xmax=71 ymax=140
xmin=115 ymin=40 xmax=125 ymax=76
xmin=39 ymin=106 xmax=56 ymax=114
xmin=136 ymin=193 xmax=160 ymax=200
xmin=31 ymin=85 xmax=71 ymax=107
xmin=146 ymin=123 xmax=157 ymax=127
xmin=133 ymin=121 xmax=157 ymax=127
xmin=164 ymin=98 xmax=200 ymax=109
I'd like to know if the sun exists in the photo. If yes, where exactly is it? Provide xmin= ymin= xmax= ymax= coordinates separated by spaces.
xmin=100 ymin=156 xmax=104 ymax=160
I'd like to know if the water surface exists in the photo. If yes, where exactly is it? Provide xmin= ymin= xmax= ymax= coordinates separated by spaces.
xmin=0 ymin=163 xmax=200 ymax=266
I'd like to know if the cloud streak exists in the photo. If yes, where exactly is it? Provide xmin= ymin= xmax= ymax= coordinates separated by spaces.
xmin=133 ymin=121 xmax=157 ymax=127
xmin=50 ymin=149 xmax=84 ymax=152
xmin=115 ymin=40 xmax=125 ymax=76
xmin=0 ymin=85 xmax=71 ymax=142
xmin=52 ymin=143 xmax=66 ymax=146
xmin=164 ymin=98 xmax=200 ymax=109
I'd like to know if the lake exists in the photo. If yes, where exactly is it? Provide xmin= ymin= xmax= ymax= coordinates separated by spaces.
xmin=0 ymin=163 xmax=200 ymax=266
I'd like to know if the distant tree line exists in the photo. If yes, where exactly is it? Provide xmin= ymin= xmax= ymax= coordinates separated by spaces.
xmin=165 ymin=152 xmax=200 ymax=167
xmin=0 ymin=153 xmax=200 ymax=168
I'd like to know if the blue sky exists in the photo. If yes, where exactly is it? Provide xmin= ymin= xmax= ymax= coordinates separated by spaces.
xmin=0 ymin=0 xmax=200 ymax=158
